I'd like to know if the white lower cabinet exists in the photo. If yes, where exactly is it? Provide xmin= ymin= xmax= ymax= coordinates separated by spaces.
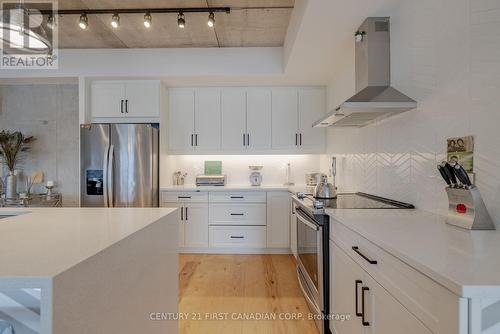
xmin=209 ymin=226 xmax=267 ymax=248
xmin=331 ymin=242 xmax=432 ymax=334
xmin=266 ymin=192 xmax=290 ymax=248
xmin=161 ymin=201 xmax=208 ymax=248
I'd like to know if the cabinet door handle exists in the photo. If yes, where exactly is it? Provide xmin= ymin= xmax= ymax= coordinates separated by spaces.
xmin=195 ymin=134 xmax=198 ymax=146
xmin=361 ymin=287 xmax=370 ymax=326
xmin=355 ymin=280 xmax=363 ymax=317
xmin=125 ymin=99 xmax=129 ymax=113
xmin=299 ymin=133 xmax=302 ymax=145
xmin=352 ymin=246 xmax=378 ymax=264
xmin=178 ymin=196 xmax=191 ymax=199
xmin=295 ymin=133 xmax=298 ymax=146
xmin=191 ymin=134 xmax=194 ymax=146
xmin=230 ymin=196 xmax=244 ymax=199
xmin=230 ymin=213 xmax=244 ymax=216
xmin=243 ymin=133 xmax=246 ymax=146
xmin=230 ymin=236 xmax=244 ymax=239
xmin=120 ymin=100 xmax=124 ymax=113
xmin=247 ymin=133 xmax=250 ymax=146
xmin=185 ymin=207 xmax=188 ymax=221
xmin=180 ymin=206 xmax=184 ymax=221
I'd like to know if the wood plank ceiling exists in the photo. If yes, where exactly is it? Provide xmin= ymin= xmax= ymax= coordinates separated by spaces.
xmin=53 ymin=0 xmax=295 ymax=48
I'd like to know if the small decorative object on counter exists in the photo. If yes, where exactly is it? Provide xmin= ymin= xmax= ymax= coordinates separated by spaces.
xmin=283 ymin=162 xmax=294 ymax=186
xmin=249 ymin=165 xmax=263 ymax=186
xmin=172 ymin=171 xmax=187 ymax=185
xmin=25 ymin=170 xmax=44 ymax=196
xmin=437 ymin=161 xmax=495 ymax=230
xmin=0 ymin=130 xmax=36 ymax=199
xmin=46 ymin=180 xmax=55 ymax=200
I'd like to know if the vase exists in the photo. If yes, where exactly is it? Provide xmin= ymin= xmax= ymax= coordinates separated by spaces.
xmin=6 ymin=171 xmax=17 ymax=199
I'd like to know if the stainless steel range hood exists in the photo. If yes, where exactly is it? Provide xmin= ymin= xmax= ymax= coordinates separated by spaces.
xmin=314 ymin=17 xmax=417 ymax=128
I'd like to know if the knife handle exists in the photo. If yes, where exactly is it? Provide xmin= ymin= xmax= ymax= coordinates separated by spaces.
xmin=437 ymin=165 xmax=451 ymax=186
xmin=440 ymin=161 xmax=458 ymax=186
xmin=454 ymin=163 xmax=472 ymax=186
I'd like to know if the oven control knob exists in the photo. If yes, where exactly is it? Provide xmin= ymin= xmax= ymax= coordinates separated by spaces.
xmin=313 ymin=201 xmax=324 ymax=209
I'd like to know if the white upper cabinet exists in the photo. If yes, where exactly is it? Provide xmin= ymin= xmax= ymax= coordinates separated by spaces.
xmin=168 ymin=88 xmax=195 ymax=152
xmin=271 ymin=88 xmax=299 ymax=150
xmin=221 ymin=88 xmax=247 ymax=150
xmin=195 ymin=88 xmax=221 ymax=151
xmin=298 ymin=87 xmax=326 ymax=150
xmin=246 ymin=88 xmax=272 ymax=151
xmin=167 ymin=86 xmax=325 ymax=154
xmin=91 ymin=80 xmax=160 ymax=120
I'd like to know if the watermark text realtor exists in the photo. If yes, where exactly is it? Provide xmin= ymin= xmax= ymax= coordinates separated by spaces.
xmin=0 ymin=0 xmax=58 ymax=69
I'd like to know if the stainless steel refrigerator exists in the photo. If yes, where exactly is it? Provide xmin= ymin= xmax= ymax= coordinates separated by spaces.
xmin=80 ymin=123 xmax=159 ymax=207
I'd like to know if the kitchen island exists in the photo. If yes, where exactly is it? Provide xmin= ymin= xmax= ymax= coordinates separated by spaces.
xmin=0 ymin=208 xmax=179 ymax=334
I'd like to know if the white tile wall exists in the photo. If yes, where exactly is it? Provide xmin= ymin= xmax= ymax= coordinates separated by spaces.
xmin=324 ymin=0 xmax=500 ymax=227
xmin=162 ymin=154 xmax=321 ymax=187
xmin=0 ymin=85 xmax=79 ymax=206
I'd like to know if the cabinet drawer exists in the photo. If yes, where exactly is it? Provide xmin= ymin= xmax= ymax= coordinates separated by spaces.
xmin=209 ymin=203 xmax=266 ymax=226
xmin=332 ymin=221 xmax=464 ymax=334
xmin=209 ymin=192 xmax=266 ymax=203
xmin=161 ymin=191 xmax=208 ymax=203
xmin=209 ymin=226 xmax=266 ymax=248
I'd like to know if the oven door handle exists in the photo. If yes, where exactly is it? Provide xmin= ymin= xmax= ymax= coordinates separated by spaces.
xmin=296 ymin=208 xmax=319 ymax=231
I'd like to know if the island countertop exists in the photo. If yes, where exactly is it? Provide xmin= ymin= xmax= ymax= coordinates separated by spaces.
xmin=0 ymin=207 xmax=177 ymax=280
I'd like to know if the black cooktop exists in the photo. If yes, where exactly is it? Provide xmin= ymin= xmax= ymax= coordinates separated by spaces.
xmin=295 ymin=192 xmax=414 ymax=213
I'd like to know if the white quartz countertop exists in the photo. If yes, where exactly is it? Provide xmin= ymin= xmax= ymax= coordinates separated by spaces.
xmin=326 ymin=208 xmax=500 ymax=298
xmin=0 ymin=208 xmax=177 ymax=280
xmin=161 ymin=184 xmax=303 ymax=192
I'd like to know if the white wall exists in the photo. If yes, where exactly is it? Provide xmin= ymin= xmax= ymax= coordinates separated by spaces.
xmin=162 ymin=155 xmax=321 ymax=187
xmin=0 ymin=84 xmax=79 ymax=206
xmin=325 ymin=0 xmax=500 ymax=227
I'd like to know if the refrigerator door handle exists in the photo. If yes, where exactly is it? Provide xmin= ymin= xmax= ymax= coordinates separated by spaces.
xmin=107 ymin=145 xmax=115 ymax=207
xmin=103 ymin=145 xmax=110 ymax=208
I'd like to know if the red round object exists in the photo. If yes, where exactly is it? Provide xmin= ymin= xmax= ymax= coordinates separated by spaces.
xmin=456 ymin=203 xmax=467 ymax=214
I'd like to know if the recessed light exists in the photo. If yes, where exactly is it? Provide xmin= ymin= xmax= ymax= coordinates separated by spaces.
xmin=207 ymin=12 xmax=215 ymax=28
xmin=79 ymin=13 xmax=88 ymax=29
xmin=177 ymin=12 xmax=185 ymax=28
xmin=111 ymin=13 xmax=120 ymax=28
xmin=144 ymin=12 xmax=152 ymax=28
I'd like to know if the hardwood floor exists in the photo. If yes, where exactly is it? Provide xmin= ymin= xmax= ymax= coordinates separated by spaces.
xmin=179 ymin=254 xmax=319 ymax=334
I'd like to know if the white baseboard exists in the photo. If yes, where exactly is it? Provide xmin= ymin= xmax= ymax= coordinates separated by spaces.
xmin=179 ymin=247 xmax=291 ymax=255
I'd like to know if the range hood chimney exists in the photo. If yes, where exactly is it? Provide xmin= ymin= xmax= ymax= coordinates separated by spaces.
xmin=314 ymin=17 xmax=417 ymax=128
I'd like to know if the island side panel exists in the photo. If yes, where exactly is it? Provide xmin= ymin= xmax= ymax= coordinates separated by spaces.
xmin=51 ymin=213 xmax=179 ymax=334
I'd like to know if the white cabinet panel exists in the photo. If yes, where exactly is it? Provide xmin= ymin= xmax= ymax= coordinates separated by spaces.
xmin=209 ymin=204 xmax=267 ymax=226
xmin=161 ymin=202 xmax=184 ymax=247
xmin=221 ymin=88 xmax=247 ymax=150
xmin=298 ymin=88 xmax=326 ymax=150
xmin=184 ymin=203 xmax=209 ymax=248
xmin=209 ymin=226 xmax=267 ymax=248
xmin=247 ymin=88 xmax=272 ymax=150
xmin=195 ymin=88 xmax=221 ymax=151
xmin=271 ymin=88 xmax=299 ymax=150
xmin=266 ymin=192 xmax=290 ymax=248
xmin=91 ymin=82 xmax=125 ymax=118
xmin=169 ymin=89 xmax=195 ymax=152
xmin=209 ymin=191 xmax=267 ymax=203
xmin=125 ymin=81 xmax=160 ymax=118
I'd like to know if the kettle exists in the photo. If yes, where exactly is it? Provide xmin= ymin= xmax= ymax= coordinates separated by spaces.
xmin=314 ymin=174 xmax=337 ymax=199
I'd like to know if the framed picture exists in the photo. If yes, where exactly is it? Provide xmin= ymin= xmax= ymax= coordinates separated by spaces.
xmin=447 ymin=136 xmax=474 ymax=172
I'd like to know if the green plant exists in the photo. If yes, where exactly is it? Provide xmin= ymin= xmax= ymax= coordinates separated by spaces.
xmin=0 ymin=130 xmax=36 ymax=172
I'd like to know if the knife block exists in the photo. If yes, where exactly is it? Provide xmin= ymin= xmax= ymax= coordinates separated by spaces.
xmin=445 ymin=187 xmax=496 ymax=230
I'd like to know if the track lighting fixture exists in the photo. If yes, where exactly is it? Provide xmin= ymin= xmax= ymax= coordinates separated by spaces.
xmin=207 ymin=12 xmax=215 ymax=27
xmin=47 ymin=15 xmax=55 ymax=29
xmin=111 ymin=13 xmax=120 ymax=28
xmin=177 ymin=12 xmax=185 ymax=28
xmin=143 ymin=12 xmax=152 ymax=28
xmin=79 ymin=13 xmax=88 ymax=29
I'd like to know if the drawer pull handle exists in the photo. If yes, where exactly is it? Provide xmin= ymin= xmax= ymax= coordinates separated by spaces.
xmin=352 ymin=246 xmax=378 ymax=264
xmin=230 ymin=196 xmax=244 ymax=199
xmin=178 ymin=196 xmax=192 ymax=199
xmin=355 ymin=280 xmax=362 ymax=317
xmin=362 ymin=287 xmax=370 ymax=326
xmin=230 ymin=213 xmax=244 ymax=216
xmin=230 ymin=236 xmax=245 ymax=239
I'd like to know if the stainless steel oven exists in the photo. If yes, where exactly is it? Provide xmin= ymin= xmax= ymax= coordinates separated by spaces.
xmin=296 ymin=206 xmax=329 ymax=334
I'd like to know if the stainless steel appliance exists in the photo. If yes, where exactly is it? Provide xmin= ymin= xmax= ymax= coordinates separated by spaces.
xmin=293 ymin=192 xmax=414 ymax=334
xmin=314 ymin=175 xmax=337 ymax=199
xmin=80 ymin=124 xmax=159 ymax=207
xmin=195 ymin=175 xmax=226 ymax=186
xmin=313 ymin=17 xmax=417 ymax=128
